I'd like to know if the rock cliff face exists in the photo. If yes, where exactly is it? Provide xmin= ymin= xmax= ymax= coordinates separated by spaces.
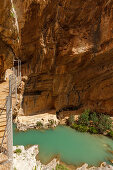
xmin=0 ymin=0 xmax=19 ymax=80
xmin=1 ymin=0 xmax=113 ymax=116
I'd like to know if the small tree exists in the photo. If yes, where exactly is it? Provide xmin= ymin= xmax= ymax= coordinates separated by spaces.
xmin=66 ymin=115 xmax=75 ymax=126
xmin=97 ymin=114 xmax=112 ymax=133
xmin=36 ymin=121 xmax=43 ymax=128
xmin=78 ymin=109 xmax=90 ymax=126
xmin=14 ymin=149 xmax=22 ymax=154
xmin=90 ymin=112 xmax=99 ymax=126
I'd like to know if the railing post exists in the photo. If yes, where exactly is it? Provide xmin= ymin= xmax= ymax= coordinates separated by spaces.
xmin=15 ymin=69 xmax=17 ymax=103
xmin=18 ymin=59 xmax=19 ymax=78
xmin=20 ymin=60 xmax=21 ymax=83
xmin=9 ymin=75 xmax=12 ymax=97
xmin=6 ymin=96 xmax=13 ymax=170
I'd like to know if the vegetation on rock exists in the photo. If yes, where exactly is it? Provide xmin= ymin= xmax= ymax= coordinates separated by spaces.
xmin=67 ymin=110 xmax=113 ymax=138
xmin=66 ymin=115 xmax=75 ymax=126
xmin=36 ymin=121 xmax=43 ymax=128
xmin=14 ymin=148 xmax=22 ymax=154
xmin=56 ymin=164 xmax=69 ymax=170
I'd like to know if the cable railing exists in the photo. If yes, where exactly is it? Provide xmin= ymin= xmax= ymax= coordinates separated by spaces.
xmin=0 ymin=59 xmax=21 ymax=170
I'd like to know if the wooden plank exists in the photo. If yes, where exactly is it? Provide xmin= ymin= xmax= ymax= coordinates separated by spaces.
xmin=0 ymin=123 xmax=6 ymax=128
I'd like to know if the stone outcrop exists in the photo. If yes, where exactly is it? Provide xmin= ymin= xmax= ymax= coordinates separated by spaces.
xmin=1 ymin=0 xmax=113 ymax=116
xmin=14 ymin=112 xmax=59 ymax=131
xmin=13 ymin=145 xmax=59 ymax=170
xmin=0 ymin=1 xmax=19 ymax=80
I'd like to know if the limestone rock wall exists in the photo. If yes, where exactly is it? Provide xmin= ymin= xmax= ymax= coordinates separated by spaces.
xmin=0 ymin=0 xmax=19 ymax=80
xmin=14 ymin=0 xmax=113 ymax=115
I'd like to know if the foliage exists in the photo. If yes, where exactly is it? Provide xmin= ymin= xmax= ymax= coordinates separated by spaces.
xmin=56 ymin=164 xmax=69 ymax=170
xmin=89 ymin=126 xmax=98 ymax=134
xmin=97 ymin=114 xmax=112 ymax=133
xmin=10 ymin=11 xmax=15 ymax=18
xmin=14 ymin=149 xmax=22 ymax=154
xmin=34 ymin=166 xmax=37 ymax=170
xmin=71 ymin=123 xmax=79 ymax=130
xmin=24 ymin=144 xmax=33 ymax=150
xmin=36 ymin=121 xmax=43 ymax=128
xmin=49 ymin=119 xmax=54 ymax=126
xmin=90 ymin=112 xmax=99 ymax=126
xmin=77 ymin=125 xmax=89 ymax=132
xmin=108 ymin=130 xmax=113 ymax=139
xmin=66 ymin=115 xmax=75 ymax=126
xmin=77 ymin=109 xmax=90 ymax=126
xmin=71 ymin=123 xmax=88 ymax=132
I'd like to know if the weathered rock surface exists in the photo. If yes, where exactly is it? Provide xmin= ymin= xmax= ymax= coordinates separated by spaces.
xmin=12 ymin=0 xmax=113 ymax=116
xmin=76 ymin=162 xmax=113 ymax=170
xmin=0 ymin=1 xmax=19 ymax=80
xmin=13 ymin=145 xmax=59 ymax=170
xmin=13 ymin=145 xmax=113 ymax=170
xmin=1 ymin=0 xmax=113 ymax=116
xmin=14 ymin=112 xmax=59 ymax=131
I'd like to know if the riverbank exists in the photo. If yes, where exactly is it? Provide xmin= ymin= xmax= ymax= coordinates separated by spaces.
xmin=13 ymin=145 xmax=59 ymax=170
xmin=14 ymin=112 xmax=59 ymax=131
xmin=13 ymin=145 xmax=113 ymax=170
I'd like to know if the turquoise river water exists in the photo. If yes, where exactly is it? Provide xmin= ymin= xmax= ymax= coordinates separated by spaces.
xmin=13 ymin=125 xmax=113 ymax=167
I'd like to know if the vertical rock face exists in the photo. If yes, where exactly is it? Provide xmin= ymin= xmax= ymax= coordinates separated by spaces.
xmin=0 ymin=0 xmax=19 ymax=80
xmin=13 ymin=0 xmax=113 ymax=115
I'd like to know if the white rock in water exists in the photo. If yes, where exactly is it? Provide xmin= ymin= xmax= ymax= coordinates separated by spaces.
xmin=15 ymin=113 xmax=59 ymax=131
xmin=13 ymin=145 xmax=59 ymax=170
xmin=76 ymin=163 xmax=113 ymax=170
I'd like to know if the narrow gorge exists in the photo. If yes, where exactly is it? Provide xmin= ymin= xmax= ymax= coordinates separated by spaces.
xmin=1 ymin=0 xmax=113 ymax=117
xmin=0 ymin=0 xmax=113 ymax=170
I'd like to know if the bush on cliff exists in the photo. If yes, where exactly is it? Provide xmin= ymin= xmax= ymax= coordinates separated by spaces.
xmin=56 ymin=164 xmax=69 ymax=170
xmin=66 ymin=115 xmax=74 ymax=126
xmin=89 ymin=112 xmax=99 ymax=126
xmin=36 ymin=121 xmax=43 ymax=128
xmin=77 ymin=109 xmax=90 ymax=126
xmin=108 ymin=130 xmax=113 ymax=139
xmin=14 ymin=149 xmax=22 ymax=154
xmin=77 ymin=125 xmax=89 ymax=132
xmin=71 ymin=123 xmax=79 ymax=129
xmin=66 ymin=109 xmax=113 ymax=137
xmin=97 ymin=114 xmax=112 ymax=133
xmin=89 ymin=126 xmax=98 ymax=134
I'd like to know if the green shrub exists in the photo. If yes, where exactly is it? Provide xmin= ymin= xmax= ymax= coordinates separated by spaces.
xmin=90 ymin=112 xmax=99 ymax=126
xmin=48 ymin=119 xmax=54 ymax=126
xmin=36 ymin=121 xmax=43 ymax=128
xmin=89 ymin=126 xmax=98 ymax=134
xmin=24 ymin=144 xmax=33 ymax=150
xmin=97 ymin=114 xmax=112 ymax=133
xmin=77 ymin=125 xmax=88 ymax=132
xmin=71 ymin=123 xmax=79 ymax=130
xmin=108 ymin=130 xmax=113 ymax=139
xmin=34 ymin=166 xmax=37 ymax=170
xmin=66 ymin=115 xmax=75 ymax=126
xmin=10 ymin=11 xmax=15 ymax=18
xmin=56 ymin=164 xmax=69 ymax=170
xmin=78 ymin=109 xmax=90 ymax=126
xmin=14 ymin=149 xmax=22 ymax=154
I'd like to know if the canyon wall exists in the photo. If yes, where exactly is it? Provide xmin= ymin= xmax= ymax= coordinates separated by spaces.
xmin=0 ymin=0 xmax=19 ymax=80
xmin=3 ymin=0 xmax=113 ymax=116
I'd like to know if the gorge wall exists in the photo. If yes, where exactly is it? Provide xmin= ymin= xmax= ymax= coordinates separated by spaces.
xmin=1 ymin=0 xmax=113 ymax=116
xmin=0 ymin=0 xmax=19 ymax=80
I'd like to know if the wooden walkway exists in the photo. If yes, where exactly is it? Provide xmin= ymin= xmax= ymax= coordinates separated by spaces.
xmin=0 ymin=70 xmax=12 ymax=169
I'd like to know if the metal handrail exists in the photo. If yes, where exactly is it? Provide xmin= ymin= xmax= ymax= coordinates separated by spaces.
xmin=0 ymin=59 xmax=21 ymax=168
